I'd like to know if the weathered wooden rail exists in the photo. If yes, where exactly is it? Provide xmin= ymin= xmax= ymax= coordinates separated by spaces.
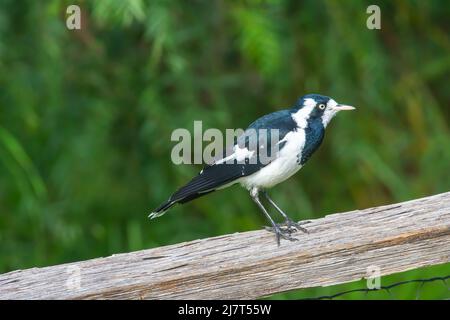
xmin=1 ymin=192 xmax=449 ymax=299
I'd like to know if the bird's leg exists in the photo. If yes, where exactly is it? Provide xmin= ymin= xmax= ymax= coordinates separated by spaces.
xmin=250 ymin=189 xmax=298 ymax=246
xmin=263 ymin=191 xmax=309 ymax=234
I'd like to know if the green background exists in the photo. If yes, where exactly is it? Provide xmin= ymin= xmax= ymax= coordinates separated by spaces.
xmin=0 ymin=0 xmax=449 ymax=299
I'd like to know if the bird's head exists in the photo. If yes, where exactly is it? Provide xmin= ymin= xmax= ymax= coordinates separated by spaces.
xmin=292 ymin=94 xmax=355 ymax=128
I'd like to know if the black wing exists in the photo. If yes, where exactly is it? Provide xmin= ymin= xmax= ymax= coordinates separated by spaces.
xmin=149 ymin=109 xmax=297 ymax=217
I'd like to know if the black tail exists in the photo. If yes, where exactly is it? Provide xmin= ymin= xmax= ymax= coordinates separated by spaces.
xmin=149 ymin=189 xmax=215 ymax=219
xmin=148 ymin=162 xmax=245 ymax=219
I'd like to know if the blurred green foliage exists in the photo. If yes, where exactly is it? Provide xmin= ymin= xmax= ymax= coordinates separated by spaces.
xmin=0 ymin=0 xmax=449 ymax=299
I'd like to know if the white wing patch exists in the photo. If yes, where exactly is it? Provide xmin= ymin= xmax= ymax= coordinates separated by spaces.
xmin=214 ymin=145 xmax=255 ymax=165
xmin=235 ymin=146 xmax=255 ymax=162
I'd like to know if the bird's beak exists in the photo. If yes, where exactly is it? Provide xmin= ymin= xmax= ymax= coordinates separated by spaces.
xmin=332 ymin=104 xmax=355 ymax=111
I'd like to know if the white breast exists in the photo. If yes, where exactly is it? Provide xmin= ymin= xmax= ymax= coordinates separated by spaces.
xmin=240 ymin=129 xmax=305 ymax=189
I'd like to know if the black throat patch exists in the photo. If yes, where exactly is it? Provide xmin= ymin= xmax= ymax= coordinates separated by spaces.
xmin=298 ymin=118 xmax=325 ymax=165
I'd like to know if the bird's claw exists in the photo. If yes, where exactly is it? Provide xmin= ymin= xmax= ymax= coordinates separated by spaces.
xmin=275 ymin=227 xmax=299 ymax=246
xmin=264 ymin=224 xmax=293 ymax=234
xmin=265 ymin=219 xmax=310 ymax=234
xmin=282 ymin=219 xmax=310 ymax=234
xmin=277 ymin=230 xmax=299 ymax=242
xmin=264 ymin=224 xmax=302 ymax=246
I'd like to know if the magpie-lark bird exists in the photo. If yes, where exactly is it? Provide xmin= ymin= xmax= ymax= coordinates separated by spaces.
xmin=150 ymin=94 xmax=355 ymax=245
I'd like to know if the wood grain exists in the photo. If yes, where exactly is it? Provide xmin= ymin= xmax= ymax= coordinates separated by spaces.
xmin=1 ymin=192 xmax=449 ymax=299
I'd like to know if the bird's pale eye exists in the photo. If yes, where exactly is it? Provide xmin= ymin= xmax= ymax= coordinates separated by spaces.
xmin=318 ymin=104 xmax=326 ymax=110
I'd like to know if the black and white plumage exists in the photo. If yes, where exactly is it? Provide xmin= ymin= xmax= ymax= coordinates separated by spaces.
xmin=150 ymin=94 xmax=355 ymax=245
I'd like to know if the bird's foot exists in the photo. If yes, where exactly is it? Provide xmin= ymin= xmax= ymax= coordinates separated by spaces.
xmin=264 ymin=220 xmax=309 ymax=245
xmin=264 ymin=225 xmax=299 ymax=246
xmin=264 ymin=224 xmax=293 ymax=234
xmin=281 ymin=218 xmax=310 ymax=234
xmin=265 ymin=219 xmax=310 ymax=234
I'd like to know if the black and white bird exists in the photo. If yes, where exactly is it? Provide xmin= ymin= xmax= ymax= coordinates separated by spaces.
xmin=150 ymin=94 xmax=355 ymax=245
